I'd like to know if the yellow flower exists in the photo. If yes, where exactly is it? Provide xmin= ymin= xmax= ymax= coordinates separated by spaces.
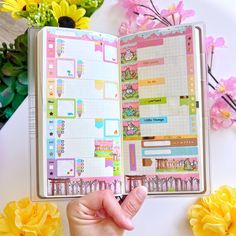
xmin=188 ymin=186 xmax=236 ymax=236
xmin=0 ymin=197 xmax=63 ymax=236
xmin=51 ymin=0 xmax=90 ymax=29
xmin=0 ymin=0 xmax=40 ymax=19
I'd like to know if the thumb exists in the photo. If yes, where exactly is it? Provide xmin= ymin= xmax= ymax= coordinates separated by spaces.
xmin=121 ymin=186 xmax=147 ymax=219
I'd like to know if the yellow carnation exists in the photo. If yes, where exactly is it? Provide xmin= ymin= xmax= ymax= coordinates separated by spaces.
xmin=0 ymin=197 xmax=63 ymax=236
xmin=188 ymin=186 xmax=236 ymax=236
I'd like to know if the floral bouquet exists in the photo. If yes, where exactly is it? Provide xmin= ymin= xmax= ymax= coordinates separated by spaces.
xmin=0 ymin=0 xmax=104 ymax=127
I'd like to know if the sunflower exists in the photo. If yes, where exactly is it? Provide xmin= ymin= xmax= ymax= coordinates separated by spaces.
xmin=51 ymin=0 xmax=90 ymax=29
xmin=0 ymin=0 xmax=41 ymax=19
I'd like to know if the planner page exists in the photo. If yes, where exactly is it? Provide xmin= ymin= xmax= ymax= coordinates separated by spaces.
xmin=120 ymin=24 xmax=206 ymax=194
xmin=37 ymin=27 xmax=122 ymax=197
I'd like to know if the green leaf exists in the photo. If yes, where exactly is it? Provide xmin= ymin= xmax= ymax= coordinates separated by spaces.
xmin=8 ymin=52 xmax=27 ymax=66
xmin=0 ymin=83 xmax=7 ymax=93
xmin=3 ymin=107 xmax=15 ymax=119
xmin=82 ymin=0 xmax=104 ymax=17
xmin=2 ymin=62 xmax=24 ymax=77
xmin=1 ymin=76 xmax=16 ymax=87
xmin=12 ymin=93 xmax=25 ymax=110
xmin=0 ymin=86 xmax=15 ymax=108
xmin=16 ymin=80 xmax=28 ymax=95
xmin=14 ymin=32 xmax=28 ymax=53
xmin=18 ymin=71 xmax=28 ymax=85
xmin=48 ymin=17 xmax=58 ymax=27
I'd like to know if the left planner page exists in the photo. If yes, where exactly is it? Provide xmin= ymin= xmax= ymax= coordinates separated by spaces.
xmin=37 ymin=27 xmax=122 ymax=197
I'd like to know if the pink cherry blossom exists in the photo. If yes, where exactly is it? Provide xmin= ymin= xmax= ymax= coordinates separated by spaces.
xmin=210 ymin=98 xmax=236 ymax=130
xmin=119 ymin=21 xmax=132 ymax=36
xmin=121 ymin=0 xmax=151 ymax=19
xmin=161 ymin=1 xmax=195 ymax=24
xmin=209 ymin=76 xmax=236 ymax=100
xmin=205 ymin=36 xmax=225 ymax=54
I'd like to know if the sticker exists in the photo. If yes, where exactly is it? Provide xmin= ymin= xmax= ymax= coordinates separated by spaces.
xmin=122 ymin=83 xmax=139 ymax=100
xmin=113 ymin=160 xmax=120 ymax=176
xmin=142 ymin=146 xmax=198 ymax=157
xmin=47 ymin=99 xmax=57 ymax=118
xmin=122 ymin=102 xmax=139 ymax=119
xmin=123 ymin=120 xmax=140 ymax=139
xmin=140 ymin=116 xmax=167 ymax=124
xmin=57 ymin=99 xmax=76 ymax=118
xmin=95 ymin=41 xmax=103 ymax=52
xmin=57 ymin=59 xmax=75 ymax=78
xmin=57 ymin=120 xmax=65 ymax=138
xmin=95 ymin=80 xmax=104 ymax=90
xmin=47 ymin=159 xmax=56 ymax=178
xmin=156 ymin=158 xmax=198 ymax=172
xmin=139 ymin=97 xmax=166 ymax=105
xmin=76 ymin=100 xmax=83 ymax=117
xmin=121 ymin=46 xmax=137 ymax=65
xmin=121 ymin=65 xmax=138 ymax=82
xmin=57 ymin=159 xmax=75 ymax=177
xmin=104 ymin=119 xmax=120 ymax=137
xmin=142 ymin=159 xmax=152 ymax=167
xmin=95 ymin=119 xmax=104 ymax=128
xmin=137 ymin=58 xmax=164 ymax=67
xmin=57 ymin=139 xmax=65 ymax=157
xmin=95 ymin=140 xmax=113 ymax=158
xmin=77 ymin=159 xmax=84 ymax=176
xmin=47 ymin=139 xmax=55 ymax=159
xmin=56 ymin=38 xmax=65 ymax=57
xmin=47 ymin=79 xmax=55 ymax=98
xmin=57 ymin=79 xmax=64 ymax=97
xmin=104 ymin=82 xmax=118 ymax=99
xmin=77 ymin=59 xmax=84 ymax=78
xmin=125 ymin=173 xmax=200 ymax=192
xmin=138 ymin=77 xmax=165 ymax=86
xmin=103 ymin=44 xmax=117 ymax=63
xmin=48 ymin=120 xmax=55 ymax=138
xmin=129 ymin=144 xmax=137 ymax=171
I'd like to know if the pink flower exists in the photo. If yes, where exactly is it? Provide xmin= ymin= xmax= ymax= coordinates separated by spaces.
xmin=121 ymin=0 xmax=150 ymax=19
xmin=209 ymin=76 xmax=236 ymax=100
xmin=161 ymin=1 xmax=195 ymax=24
xmin=119 ymin=21 xmax=132 ymax=36
xmin=210 ymin=98 xmax=236 ymax=130
xmin=205 ymin=36 xmax=225 ymax=54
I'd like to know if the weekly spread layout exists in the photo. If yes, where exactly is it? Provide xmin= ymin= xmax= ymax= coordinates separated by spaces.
xmin=36 ymin=24 xmax=208 ymax=197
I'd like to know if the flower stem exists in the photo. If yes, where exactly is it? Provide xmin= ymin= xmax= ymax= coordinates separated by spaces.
xmin=149 ymin=0 xmax=172 ymax=26
xmin=171 ymin=14 xmax=176 ymax=25
xmin=210 ymin=46 xmax=214 ymax=72
xmin=137 ymin=4 xmax=171 ymax=26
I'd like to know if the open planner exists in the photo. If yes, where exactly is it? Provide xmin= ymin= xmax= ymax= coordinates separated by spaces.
xmin=35 ymin=24 xmax=209 ymax=198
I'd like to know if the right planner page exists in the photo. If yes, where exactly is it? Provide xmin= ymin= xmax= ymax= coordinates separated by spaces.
xmin=120 ymin=24 xmax=208 ymax=195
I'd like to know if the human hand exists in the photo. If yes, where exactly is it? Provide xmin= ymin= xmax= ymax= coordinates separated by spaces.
xmin=67 ymin=186 xmax=147 ymax=236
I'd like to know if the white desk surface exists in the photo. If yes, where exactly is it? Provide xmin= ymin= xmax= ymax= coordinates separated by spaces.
xmin=1 ymin=1 xmax=236 ymax=235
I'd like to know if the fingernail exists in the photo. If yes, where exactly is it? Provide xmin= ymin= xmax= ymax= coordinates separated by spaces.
xmin=135 ymin=186 xmax=148 ymax=202
xmin=125 ymin=217 xmax=134 ymax=229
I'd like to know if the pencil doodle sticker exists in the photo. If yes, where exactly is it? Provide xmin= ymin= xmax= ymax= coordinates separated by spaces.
xmin=56 ymin=120 xmax=65 ymax=138
xmin=121 ymin=65 xmax=138 ymax=82
xmin=57 ymin=139 xmax=65 ymax=157
xmin=77 ymin=60 xmax=84 ymax=78
xmin=122 ymin=83 xmax=139 ymax=100
xmin=56 ymin=38 xmax=65 ymax=57
xmin=57 ymin=79 xmax=64 ymax=97
xmin=122 ymin=102 xmax=139 ymax=119
xmin=77 ymin=159 xmax=84 ymax=176
xmin=123 ymin=120 xmax=141 ymax=139
xmin=76 ymin=100 xmax=83 ymax=117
